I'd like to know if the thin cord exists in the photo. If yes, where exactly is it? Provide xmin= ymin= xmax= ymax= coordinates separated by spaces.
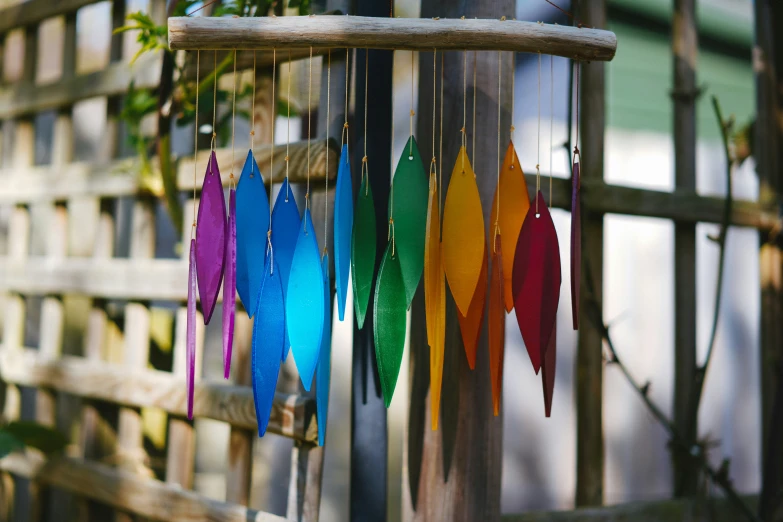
xmin=251 ymin=51 xmax=256 ymax=150
xmin=550 ymin=54 xmax=554 ymax=206
xmin=536 ymin=52 xmax=541 ymax=215
xmin=343 ymin=47 xmax=349 ymax=146
xmin=306 ymin=46 xmax=312 ymax=216
xmin=511 ymin=51 xmax=516 ymax=137
xmin=389 ymin=50 xmax=395 ymax=253
xmin=472 ymin=50 xmax=477 ymax=174
xmin=324 ymin=49 xmax=331 ymax=255
xmin=192 ymin=50 xmax=200 ymax=237
xmin=462 ymin=50 xmax=466 ymax=171
xmin=211 ymin=49 xmax=218 ymax=150
xmin=574 ymin=61 xmax=580 ymax=161
xmin=362 ymin=49 xmax=369 ymax=196
xmin=409 ymin=50 xmax=414 ymax=156
xmin=286 ymin=50 xmax=291 ymax=199
xmin=268 ymin=49 xmax=276 ymax=273
xmin=495 ymin=50 xmax=501 ymax=251
xmin=438 ymin=52 xmax=444 ymax=211
xmin=230 ymin=50 xmax=236 ymax=189
xmin=431 ymin=49 xmax=436 ymax=167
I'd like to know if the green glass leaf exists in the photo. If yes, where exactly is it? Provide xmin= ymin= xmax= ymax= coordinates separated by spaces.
xmin=351 ymin=174 xmax=376 ymax=329
xmin=0 ymin=430 xmax=24 ymax=459
xmin=389 ymin=136 xmax=428 ymax=307
xmin=4 ymin=421 xmax=67 ymax=454
xmin=373 ymin=242 xmax=407 ymax=408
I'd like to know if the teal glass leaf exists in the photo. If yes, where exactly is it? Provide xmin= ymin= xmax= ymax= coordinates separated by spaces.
xmin=334 ymin=144 xmax=353 ymax=322
xmin=316 ymin=254 xmax=331 ymax=446
xmin=272 ymin=178 xmax=301 ymax=360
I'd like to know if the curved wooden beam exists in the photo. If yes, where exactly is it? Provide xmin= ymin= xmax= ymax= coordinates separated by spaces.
xmin=168 ymin=15 xmax=617 ymax=61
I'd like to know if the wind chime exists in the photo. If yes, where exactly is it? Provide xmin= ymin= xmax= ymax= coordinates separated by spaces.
xmin=170 ymin=14 xmax=616 ymax=440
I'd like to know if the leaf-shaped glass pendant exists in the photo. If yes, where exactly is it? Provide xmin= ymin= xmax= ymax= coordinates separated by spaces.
xmin=195 ymin=150 xmax=227 ymax=324
xmin=352 ymin=173 xmax=376 ymax=329
xmin=186 ymin=239 xmax=197 ymax=420
xmin=442 ymin=146 xmax=486 ymax=316
xmin=373 ymin=242 xmax=407 ymax=408
xmin=424 ymin=172 xmax=445 ymax=430
xmin=286 ymin=209 xmax=325 ymax=391
xmin=272 ymin=178 xmax=301 ymax=360
xmin=334 ymin=144 xmax=353 ymax=322
xmin=570 ymin=159 xmax=581 ymax=330
xmin=390 ymin=136 xmax=428 ymax=307
xmin=251 ymin=256 xmax=285 ymax=436
xmin=236 ymin=150 xmax=270 ymax=318
xmin=222 ymin=188 xmax=237 ymax=379
xmin=489 ymin=235 xmax=505 ymax=416
xmin=542 ymin=320 xmax=556 ymax=417
xmin=457 ymin=241 xmax=487 ymax=369
xmin=491 ymin=141 xmax=531 ymax=312
xmin=511 ymin=191 xmax=561 ymax=374
xmin=316 ymin=254 xmax=332 ymax=446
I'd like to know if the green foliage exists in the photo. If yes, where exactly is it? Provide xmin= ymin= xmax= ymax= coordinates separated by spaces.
xmin=113 ymin=12 xmax=169 ymax=65
xmin=287 ymin=0 xmax=312 ymax=15
xmin=0 ymin=422 xmax=67 ymax=459
xmin=120 ymin=82 xmax=158 ymax=149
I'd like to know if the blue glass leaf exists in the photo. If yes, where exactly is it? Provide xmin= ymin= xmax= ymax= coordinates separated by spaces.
xmin=251 ymin=255 xmax=284 ymax=437
xmin=316 ymin=254 xmax=331 ymax=446
xmin=272 ymin=178 xmax=301 ymax=360
xmin=334 ymin=144 xmax=353 ymax=322
xmin=236 ymin=150 xmax=270 ymax=318
xmin=286 ymin=209 xmax=325 ymax=391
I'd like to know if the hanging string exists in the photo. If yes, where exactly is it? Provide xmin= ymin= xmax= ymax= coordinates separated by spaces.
xmin=362 ymin=49 xmax=369 ymax=196
xmin=472 ymin=50 xmax=477 ymax=176
xmin=343 ymin=47 xmax=349 ymax=146
xmin=409 ymin=51 xmax=415 ymax=156
xmin=211 ymin=50 xmax=218 ymax=151
xmin=324 ymin=49 xmax=331 ymax=255
xmin=192 ymin=50 xmax=200 ymax=238
xmin=268 ymin=49 xmax=276 ymax=273
xmin=285 ymin=50 xmax=291 ymax=199
xmin=495 ymin=50 xmax=501 ymax=252
xmin=535 ymin=52 xmax=541 ymax=215
xmin=439 ymin=52 xmax=443 ymax=212
xmin=510 ymin=51 xmax=516 ymax=138
xmin=461 ymin=50 xmax=467 ymax=171
xmin=389 ymin=49 xmax=395 ymax=253
xmin=574 ymin=60 xmax=581 ymax=173
xmin=251 ymin=51 xmax=256 ymax=150
xmin=305 ymin=46 xmax=313 ymax=219
xmin=431 ymin=49 xmax=436 ymax=172
xmin=230 ymin=50 xmax=237 ymax=189
xmin=550 ymin=54 xmax=554 ymax=207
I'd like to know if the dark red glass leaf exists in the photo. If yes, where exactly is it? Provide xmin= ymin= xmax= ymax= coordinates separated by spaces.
xmin=570 ymin=160 xmax=581 ymax=330
xmin=542 ymin=320 xmax=556 ymax=417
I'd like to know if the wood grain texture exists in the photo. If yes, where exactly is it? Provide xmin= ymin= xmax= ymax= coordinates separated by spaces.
xmin=0 ymin=0 xmax=101 ymax=33
xmin=168 ymin=16 xmax=617 ymax=61
xmin=0 ymin=452 xmax=288 ymax=522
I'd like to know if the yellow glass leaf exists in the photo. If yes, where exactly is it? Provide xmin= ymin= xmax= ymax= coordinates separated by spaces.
xmin=489 ymin=234 xmax=506 ymax=416
xmin=442 ymin=146 xmax=486 ymax=316
xmin=425 ymin=172 xmax=445 ymax=430
xmin=491 ymin=141 xmax=530 ymax=312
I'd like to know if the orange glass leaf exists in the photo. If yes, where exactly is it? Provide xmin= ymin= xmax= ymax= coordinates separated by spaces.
xmin=424 ymin=173 xmax=445 ymax=430
xmin=542 ymin=320 xmax=556 ymax=417
xmin=491 ymin=141 xmax=530 ymax=313
xmin=442 ymin=146 xmax=486 ymax=316
xmin=457 ymin=241 xmax=487 ymax=369
xmin=489 ymin=235 xmax=505 ymax=416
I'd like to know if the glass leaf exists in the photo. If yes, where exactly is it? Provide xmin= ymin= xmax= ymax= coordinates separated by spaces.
xmin=316 ymin=254 xmax=332 ymax=446
xmin=352 ymin=172 xmax=377 ymax=329
xmin=490 ymin=141 xmax=530 ymax=313
xmin=489 ymin=235 xmax=505 ymax=416
xmin=186 ymin=239 xmax=196 ymax=420
xmin=442 ymin=146 xmax=486 ymax=316
xmin=222 ymin=188 xmax=236 ymax=379
xmin=373 ymin=242 xmax=407 ymax=408
xmin=334 ymin=144 xmax=354 ymax=322
xmin=542 ymin=320 xmax=557 ymax=418
xmin=512 ymin=191 xmax=561 ymax=374
xmin=251 ymin=255 xmax=284 ymax=437
xmin=571 ymin=160 xmax=581 ymax=330
xmin=195 ymin=150 xmax=227 ymax=324
xmin=457 ymin=240 xmax=487 ymax=369
xmin=424 ymin=173 xmax=445 ymax=430
xmin=272 ymin=178 xmax=301 ymax=359
xmin=236 ymin=150 xmax=270 ymax=318
xmin=286 ymin=209 xmax=325 ymax=391
xmin=389 ymin=136 xmax=428 ymax=307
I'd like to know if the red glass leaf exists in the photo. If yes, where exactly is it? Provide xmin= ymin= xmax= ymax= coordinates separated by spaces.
xmin=511 ymin=191 xmax=561 ymax=374
xmin=570 ymin=160 xmax=581 ymax=330
xmin=542 ymin=320 xmax=556 ymax=417
xmin=457 ymin=240 xmax=487 ymax=370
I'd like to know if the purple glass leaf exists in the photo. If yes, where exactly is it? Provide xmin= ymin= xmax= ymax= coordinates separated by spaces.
xmin=187 ymin=239 xmax=197 ymax=420
xmin=571 ymin=160 xmax=581 ymax=330
xmin=222 ymin=188 xmax=237 ymax=379
xmin=195 ymin=151 xmax=227 ymax=324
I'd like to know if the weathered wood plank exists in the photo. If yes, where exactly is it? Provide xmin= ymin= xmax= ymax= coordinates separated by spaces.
xmin=0 ymin=452 xmax=288 ymax=522
xmin=0 ymin=348 xmax=318 ymax=442
xmin=0 ymin=0 xmax=102 ymax=33
xmin=168 ymin=16 xmax=618 ymax=61
xmin=0 ymin=52 xmax=160 ymax=119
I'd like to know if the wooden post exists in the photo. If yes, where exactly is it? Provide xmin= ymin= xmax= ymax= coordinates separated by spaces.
xmin=671 ymin=0 xmax=699 ymax=497
xmin=403 ymin=2 xmax=508 ymax=521
xmin=349 ymin=3 xmax=391 ymax=521
xmin=756 ymin=2 xmax=783 ymax=520
xmin=574 ymin=0 xmax=606 ymax=508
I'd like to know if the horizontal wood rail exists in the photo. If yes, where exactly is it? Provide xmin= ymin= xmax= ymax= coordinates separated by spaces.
xmin=0 ymin=452 xmax=288 ymax=522
xmin=0 ymin=52 xmax=160 ymax=119
xmin=0 ymin=348 xmax=318 ymax=442
xmin=0 ymin=0 xmax=100 ymax=33
xmin=168 ymin=16 xmax=618 ymax=61
xmin=0 ymin=139 xmax=338 ymax=203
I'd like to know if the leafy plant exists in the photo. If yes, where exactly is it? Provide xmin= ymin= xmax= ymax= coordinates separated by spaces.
xmin=0 ymin=421 xmax=67 ymax=459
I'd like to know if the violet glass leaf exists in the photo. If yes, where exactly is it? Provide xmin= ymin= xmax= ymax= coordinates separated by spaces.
xmin=251 ymin=255 xmax=285 ymax=437
xmin=186 ymin=239 xmax=197 ymax=420
xmin=334 ymin=144 xmax=353 ymax=322
xmin=272 ymin=178 xmax=301 ymax=359
xmin=373 ymin=242 xmax=407 ymax=408
xmin=389 ymin=136 xmax=428 ymax=307
xmin=222 ymin=188 xmax=237 ymax=379
xmin=286 ymin=209 xmax=325 ymax=391
xmin=571 ymin=160 xmax=581 ymax=330
xmin=316 ymin=254 xmax=332 ymax=446
xmin=195 ymin=150 xmax=227 ymax=324
xmin=511 ymin=191 xmax=561 ymax=374
xmin=236 ymin=150 xmax=270 ymax=318
xmin=351 ymin=174 xmax=376 ymax=329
